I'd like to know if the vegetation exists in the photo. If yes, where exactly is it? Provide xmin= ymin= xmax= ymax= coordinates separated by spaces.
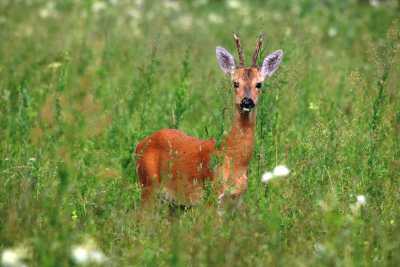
xmin=0 ymin=0 xmax=399 ymax=266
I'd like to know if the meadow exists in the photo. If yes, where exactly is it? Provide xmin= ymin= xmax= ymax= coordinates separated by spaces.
xmin=0 ymin=0 xmax=400 ymax=266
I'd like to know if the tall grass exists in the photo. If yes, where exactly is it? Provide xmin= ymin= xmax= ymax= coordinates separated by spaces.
xmin=0 ymin=0 xmax=399 ymax=266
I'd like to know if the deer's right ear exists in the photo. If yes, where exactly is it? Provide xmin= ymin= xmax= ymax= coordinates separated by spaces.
xmin=216 ymin=47 xmax=236 ymax=75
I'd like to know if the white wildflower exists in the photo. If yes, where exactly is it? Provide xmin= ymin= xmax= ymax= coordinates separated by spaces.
xmin=71 ymin=238 xmax=107 ymax=265
xmin=2 ymin=250 xmax=20 ymax=267
xmin=90 ymin=250 xmax=107 ymax=263
xmin=369 ymin=0 xmax=380 ymax=7
xmin=314 ymin=242 xmax=327 ymax=256
xmin=47 ymin=62 xmax=62 ymax=69
xmin=272 ymin=165 xmax=290 ymax=177
xmin=39 ymin=2 xmax=57 ymax=19
xmin=261 ymin=172 xmax=274 ymax=183
xmin=92 ymin=1 xmax=107 ymax=13
xmin=29 ymin=157 xmax=36 ymax=162
xmin=208 ymin=13 xmax=223 ymax=24
xmin=261 ymin=165 xmax=290 ymax=184
xmin=226 ymin=0 xmax=241 ymax=9
xmin=72 ymin=246 xmax=90 ymax=265
xmin=1 ymin=247 xmax=29 ymax=267
xmin=356 ymin=195 xmax=366 ymax=206
xmin=350 ymin=194 xmax=367 ymax=215
xmin=328 ymin=27 xmax=337 ymax=37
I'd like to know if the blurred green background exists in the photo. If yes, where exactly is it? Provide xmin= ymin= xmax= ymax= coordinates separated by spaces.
xmin=0 ymin=0 xmax=399 ymax=266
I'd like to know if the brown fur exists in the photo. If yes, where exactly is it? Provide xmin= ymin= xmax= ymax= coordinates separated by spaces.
xmin=135 ymin=67 xmax=263 ymax=206
xmin=136 ymin=129 xmax=216 ymax=205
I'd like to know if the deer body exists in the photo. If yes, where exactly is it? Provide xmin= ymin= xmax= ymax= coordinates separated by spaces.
xmin=135 ymin=34 xmax=283 ymax=206
xmin=136 ymin=129 xmax=216 ymax=205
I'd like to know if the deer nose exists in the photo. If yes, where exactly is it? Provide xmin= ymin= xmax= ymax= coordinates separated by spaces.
xmin=240 ymin=97 xmax=255 ymax=111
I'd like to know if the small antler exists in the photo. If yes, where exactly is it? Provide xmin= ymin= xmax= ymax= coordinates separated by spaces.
xmin=252 ymin=33 xmax=264 ymax=66
xmin=233 ymin=33 xmax=244 ymax=67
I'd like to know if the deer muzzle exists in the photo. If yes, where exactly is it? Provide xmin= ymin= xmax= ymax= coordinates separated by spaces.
xmin=240 ymin=97 xmax=255 ymax=112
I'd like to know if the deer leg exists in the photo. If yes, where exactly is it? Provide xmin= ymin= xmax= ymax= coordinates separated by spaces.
xmin=140 ymin=185 xmax=155 ymax=205
xmin=136 ymin=150 xmax=160 ymax=207
xmin=218 ymin=173 xmax=248 ymax=208
xmin=231 ymin=174 xmax=248 ymax=198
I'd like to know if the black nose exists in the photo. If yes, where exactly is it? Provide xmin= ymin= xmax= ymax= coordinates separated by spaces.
xmin=240 ymin=97 xmax=255 ymax=110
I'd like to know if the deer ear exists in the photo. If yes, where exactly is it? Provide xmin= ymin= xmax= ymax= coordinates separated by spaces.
xmin=216 ymin=47 xmax=236 ymax=75
xmin=261 ymin=50 xmax=283 ymax=80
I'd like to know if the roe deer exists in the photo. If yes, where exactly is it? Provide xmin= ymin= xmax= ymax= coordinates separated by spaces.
xmin=135 ymin=33 xmax=283 ymax=206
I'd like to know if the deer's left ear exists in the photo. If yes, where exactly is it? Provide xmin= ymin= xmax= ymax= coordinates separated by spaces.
xmin=260 ymin=50 xmax=283 ymax=80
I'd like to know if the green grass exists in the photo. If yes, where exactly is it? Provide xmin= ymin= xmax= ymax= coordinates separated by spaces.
xmin=1 ymin=0 xmax=400 ymax=266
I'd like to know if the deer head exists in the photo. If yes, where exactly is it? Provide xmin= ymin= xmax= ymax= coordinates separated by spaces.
xmin=216 ymin=33 xmax=283 ymax=113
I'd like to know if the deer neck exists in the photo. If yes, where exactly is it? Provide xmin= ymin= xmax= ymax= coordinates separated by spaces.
xmin=219 ymin=107 xmax=256 ymax=175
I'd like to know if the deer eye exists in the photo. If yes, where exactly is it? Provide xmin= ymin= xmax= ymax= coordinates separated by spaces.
xmin=233 ymin=81 xmax=239 ymax=88
xmin=256 ymin=82 xmax=262 ymax=89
